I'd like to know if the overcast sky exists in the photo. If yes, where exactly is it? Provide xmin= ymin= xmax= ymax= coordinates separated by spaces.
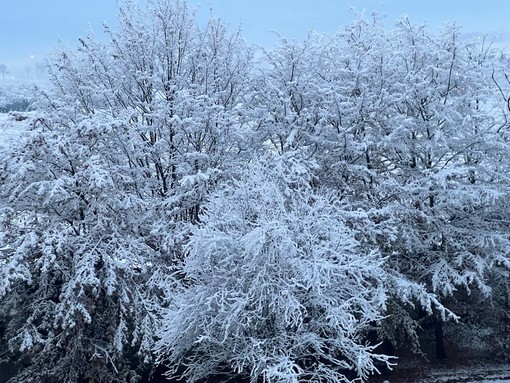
xmin=1 ymin=0 xmax=509 ymax=68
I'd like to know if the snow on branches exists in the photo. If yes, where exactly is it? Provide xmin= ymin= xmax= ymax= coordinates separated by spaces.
xmin=0 ymin=1 xmax=510 ymax=382
xmin=156 ymin=156 xmax=393 ymax=383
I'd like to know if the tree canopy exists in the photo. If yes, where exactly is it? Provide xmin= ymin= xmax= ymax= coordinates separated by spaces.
xmin=1 ymin=1 xmax=509 ymax=382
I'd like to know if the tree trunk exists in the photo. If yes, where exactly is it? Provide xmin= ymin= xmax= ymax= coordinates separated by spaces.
xmin=434 ymin=315 xmax=447 ymax=360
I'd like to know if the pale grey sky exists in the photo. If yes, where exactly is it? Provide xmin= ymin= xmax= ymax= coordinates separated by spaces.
xmin=1 ymin=0 xmax=509 ymax=68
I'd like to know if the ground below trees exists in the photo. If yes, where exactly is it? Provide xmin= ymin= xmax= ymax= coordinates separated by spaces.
xmin=369 ymin=345 xmax=510 ymax=383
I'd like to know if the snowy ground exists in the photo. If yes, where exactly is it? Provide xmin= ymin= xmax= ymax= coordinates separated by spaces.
xmin=421 ymin=366 xmax=510 ymax=383
xmin=371 ymin=362 xmax=510 ymax=383
xmin=471 ymin=381 xmax=510 ymax=383
xmin=0 ymin=112 xmax=30 ymax=148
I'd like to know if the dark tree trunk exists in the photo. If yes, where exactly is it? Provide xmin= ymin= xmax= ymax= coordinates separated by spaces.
xmin=434 ymin=315 xmax=447 ymax=360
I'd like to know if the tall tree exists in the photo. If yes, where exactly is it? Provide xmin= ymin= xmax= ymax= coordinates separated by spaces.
xmin=0 ymin=0 xmax=252 ymax=381
xmin=251 ymin=14 xmax=510 ymax=356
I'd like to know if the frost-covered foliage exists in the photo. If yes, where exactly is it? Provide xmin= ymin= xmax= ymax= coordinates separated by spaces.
xmin=1 ymin=2 xmax=510 ymax=382
xmin=0 ymin=119 xmax=167 ymax=381
xmin=156 ymin=156 xmax=393 ymax=383
xmin=251 ymin=14 xmax=510 ymax=346
xmin=44 ymin=0 xmax=252 ymax=220
xmin=0 ymin=0 xmax=251 ymax=381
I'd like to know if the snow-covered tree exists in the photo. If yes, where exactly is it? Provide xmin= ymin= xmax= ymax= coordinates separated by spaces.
xmin=370 ymin=19 xmax=510 ymax=295
xmin=354 ymin=20 xmax=510 ymax=356
xmin=0 ymin=0 xmax=252 ymax=381
xmin=252 ymin=14 xmax=510 ymax=357
xmin=155 ymin=155 xmax=393 ymax=383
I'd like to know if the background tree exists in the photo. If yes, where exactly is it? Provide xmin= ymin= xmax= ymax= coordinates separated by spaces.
xmin=357 ymin=19 xmax=510 ymax=358
xmin=0 ymin=64 xmax=8 ymax=81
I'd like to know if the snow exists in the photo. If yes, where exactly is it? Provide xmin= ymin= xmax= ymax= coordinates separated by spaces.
xmin=0 ymin=112 xmax=29 ymax=148
xmin=474 ymin=381 xmax=510 ymax=383
xmin=426 ymin=379 xmax=510 ymax=383
xmin=415 ymin=364 xmax=510 ymax=383
xmin=1 ymin=3 xmax=510 ymax=382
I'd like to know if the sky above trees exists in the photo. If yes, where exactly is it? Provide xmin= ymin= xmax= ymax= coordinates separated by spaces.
xmin=1 ymin=0 xmax=509 ymax=68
